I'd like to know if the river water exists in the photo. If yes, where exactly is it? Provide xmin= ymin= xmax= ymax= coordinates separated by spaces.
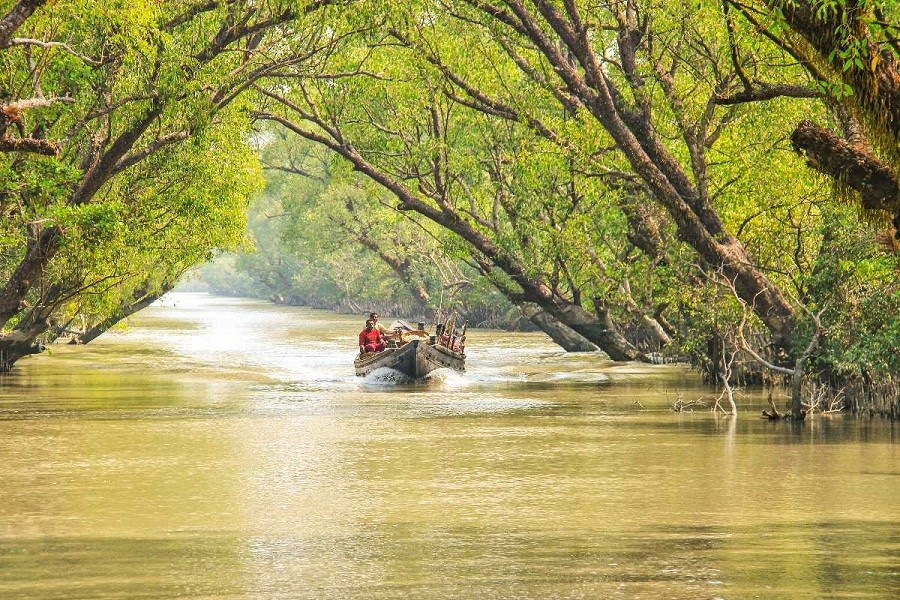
xmin=0 ymin=293 xmax=896 ymax=599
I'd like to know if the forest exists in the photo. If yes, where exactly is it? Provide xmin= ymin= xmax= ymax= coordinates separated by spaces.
xmin=1 ymin=0 xmax=898 ymax=416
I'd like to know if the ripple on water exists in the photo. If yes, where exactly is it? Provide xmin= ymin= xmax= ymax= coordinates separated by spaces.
xmin=410 ymin=393 xmax=551 ymax=416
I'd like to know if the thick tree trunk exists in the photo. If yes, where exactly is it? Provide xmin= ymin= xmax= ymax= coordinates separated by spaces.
xmin=588 ymin=297 xmax=647 ymax=361
xmin=0 ymin=338 xmax=43 ymax=371
xmin=767 ymin=0 xmax=900 ymax=147
xmin=0 ymin=225 xmax=61 ymax=328
xmin=791 ymin=119 xmax=899 ymax=228
xmin=481 ymin=2 xmax=796 ymax=347
xmin=533 ymin=294 xmax=645 ymax=360
xmin=610 ymin=120 xmax=796 ymax=348
xmin=763 ymin=0 xmax=900 ymax=230
xmin=520 ymin=304 xmax=598 ymax=352
xmin=0 ymin=323 xmax=48 ymax=372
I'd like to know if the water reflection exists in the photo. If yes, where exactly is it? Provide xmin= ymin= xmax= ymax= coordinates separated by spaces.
xmin=0 ymin=293 xmax=896 ymax=599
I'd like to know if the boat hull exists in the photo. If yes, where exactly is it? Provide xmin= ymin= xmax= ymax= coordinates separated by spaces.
xmin=354 ymin=339 xmax=465 ymax=378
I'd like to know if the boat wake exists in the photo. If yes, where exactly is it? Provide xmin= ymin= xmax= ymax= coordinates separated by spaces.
xmin=423 ymin=368 xmax=469 ymax=387
xmin=360 ymin=367 xmax=413 ymax=385
xmin=358 ymin=366 xmax=471 ymax=388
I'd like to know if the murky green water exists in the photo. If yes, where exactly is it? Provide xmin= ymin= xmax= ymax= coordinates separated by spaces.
xmin=0 ymin=293 xmax=896 ymax=599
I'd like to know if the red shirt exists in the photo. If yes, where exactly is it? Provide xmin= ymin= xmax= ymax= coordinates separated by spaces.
xmin=359 ymin=327 xmax=382 ymax=346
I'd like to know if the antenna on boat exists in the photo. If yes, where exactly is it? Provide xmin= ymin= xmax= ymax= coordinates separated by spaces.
xmin=434 ymin=286 xmax=444 ymax=328
xmin=445 ymin=312 xmax=456 ymax=343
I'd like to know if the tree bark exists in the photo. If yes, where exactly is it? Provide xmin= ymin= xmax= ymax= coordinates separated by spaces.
xmin=0 ymin=135 xmax=58 ymax=155
xmin=791 ymin=119 xmax=899 ymax=228
xmin=759 ymin=0 xmax=900 ymax=231
xmin=0 ymin=99 xmax=164 ymax=330
xmin=0 ymin=337 xmax=44 ymax=372
xmin=639 ymin=313 xmax=672 ymax=347
xmin=0 ymin=0 xmax=46 ymax=48
xmin=0 ymin=321 xmax=49 ymax=372
xmin=0 ymin=225 xmax=60 ymax=328
xmin=590 ymin=297 xmax=646 ymax=360
xmin=766 ymin=0 xmax=900 ymax=147
xmin=520 ymin=303 xmax=598 ymax=352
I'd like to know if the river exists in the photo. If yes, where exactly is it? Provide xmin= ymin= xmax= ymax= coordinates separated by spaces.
xmin=0 ymin=293 xmax=896 ymax=599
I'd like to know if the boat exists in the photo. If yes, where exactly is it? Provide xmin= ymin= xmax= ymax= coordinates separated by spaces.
xmin=354 ymin=318 xmax=466 ymax=379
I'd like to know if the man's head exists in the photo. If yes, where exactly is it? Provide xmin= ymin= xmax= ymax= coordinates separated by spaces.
xmin=369 ymin=312 xmax=378 ymax=322
xmin=365 ymin=319 xmax=374 ymax=329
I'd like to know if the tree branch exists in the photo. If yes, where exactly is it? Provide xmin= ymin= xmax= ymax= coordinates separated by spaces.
xmin=714 ymin=82 xmax=821 ymax=105
xmin=111 ymin=130 xmax=190 ymax=176
xmin=791 ymin=119 xmax=899 ymax=219
xmin=0 ymin=0 xmax=46 ymax=48
xmin=5 ymin=37 xmax=101 ymax=64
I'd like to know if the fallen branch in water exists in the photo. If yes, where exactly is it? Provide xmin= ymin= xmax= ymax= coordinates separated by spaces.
xmin=673 ymin=396 xmax=706 ymax=412
xmin=762 ymin=392 xmax=783 ymax=420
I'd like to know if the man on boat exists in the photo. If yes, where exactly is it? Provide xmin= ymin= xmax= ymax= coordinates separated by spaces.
xmin=359 ymin=319 xmax=386 ymax=355
xmin=369 ymin=312 xmax=391 ymax=335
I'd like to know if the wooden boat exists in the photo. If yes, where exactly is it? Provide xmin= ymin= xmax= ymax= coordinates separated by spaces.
xmin=355 ymin=318 xmax=466 ymax=379
xmin=354 ymin=338 xmax=465 ymax=378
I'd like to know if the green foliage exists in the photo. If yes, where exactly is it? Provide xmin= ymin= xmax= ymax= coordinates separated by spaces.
xmin=804 ymin=211 xmax=900 ymax=373
xmin=0 ymin=0 xmax=309 ymax=351
xmin=0 ymin=0 xmax=893 ymax=400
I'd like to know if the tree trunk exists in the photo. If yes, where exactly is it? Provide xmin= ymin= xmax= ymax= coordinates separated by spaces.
xmin=762 ymin=0 xmax=900 ymax=230
xmin=477 ymin=2 xmax=797 ymax=347
xmin=531 ymin=294 xmax=645 ymax=360
xmin=0 ymin=225 xmax=61 ymax=328
xmin=520 ymin=304 xmax=598 ymax=352
xmin=767 ymin=0 xmax=900 ymax=147
xmin=791 ymin=119 xmax=899 ymax=228
xmin=79 ymin=286 xmax=171 ymax=344
xmin=0 ymin=338 xmax=43 ymax=371
xmin=639 ymin=313 xmax=672 ymax=347
xmin=0 ymin=324 xmax=48 ymax=372
xmin=588 ymin=297 xmax=646 ymax=361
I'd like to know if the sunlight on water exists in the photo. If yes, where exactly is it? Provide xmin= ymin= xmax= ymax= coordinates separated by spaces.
xmin=410 ymin=393 xmax=551 ymax=416
xmin=0 ymin=293 xmax=896 ymax=600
